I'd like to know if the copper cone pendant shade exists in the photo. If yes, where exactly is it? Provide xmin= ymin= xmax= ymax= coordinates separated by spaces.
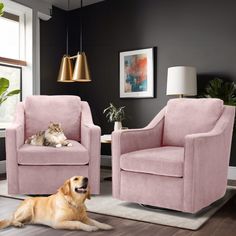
xmin=72 ymin=52 xmax=91 ymax=82
xmin=57 ymin=55 xmax=74 ymax=82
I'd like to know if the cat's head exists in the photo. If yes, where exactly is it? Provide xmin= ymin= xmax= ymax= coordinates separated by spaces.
xmin=48 ymin=122 xmax=63 ymax=133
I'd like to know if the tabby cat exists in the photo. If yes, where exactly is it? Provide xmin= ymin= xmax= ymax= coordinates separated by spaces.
xmin=25 ymin=122 xmax=72 ymax=148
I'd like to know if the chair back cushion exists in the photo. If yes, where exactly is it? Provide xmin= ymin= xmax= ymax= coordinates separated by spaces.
xmin=163 ymin=98 xmax=224 ymax=146
xmin=25 ymin=95 xmax=81 ymax=141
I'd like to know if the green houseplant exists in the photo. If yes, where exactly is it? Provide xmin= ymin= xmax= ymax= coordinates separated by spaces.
xmin=203 ymin=78 xmax=236 ymax=106
xmin=0 ymin=3 xmax=4 ymax=16
xmin=103 ymin=103 xmax=126 ymax=131
xmin=0 ymin=77 xmax=21 ymax=106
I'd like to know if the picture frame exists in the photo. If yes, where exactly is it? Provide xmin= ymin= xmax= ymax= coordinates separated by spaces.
xmin=119 ymin=47 xmax=154 ymax=98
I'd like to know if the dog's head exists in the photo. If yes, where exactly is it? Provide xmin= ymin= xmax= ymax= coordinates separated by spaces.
xmin=59 ymin=176 xmax=91 ymax=203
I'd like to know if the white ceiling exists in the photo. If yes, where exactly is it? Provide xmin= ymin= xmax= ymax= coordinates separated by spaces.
xmin=41 ymin=0 xmax=104 ymax=10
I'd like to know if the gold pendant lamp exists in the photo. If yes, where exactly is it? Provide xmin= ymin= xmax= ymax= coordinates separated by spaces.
xmin=57 ymin=0 xmax=74 ymax=82
xmin=72 ymin=0 xmax=91 ymax=82
xmin=72 ymin=52 xmax=91 ymax=82
xmin=57 ymin=0 xmax=91 ymax=83
xmin=57 ymin=55 xmax=73 ymax=82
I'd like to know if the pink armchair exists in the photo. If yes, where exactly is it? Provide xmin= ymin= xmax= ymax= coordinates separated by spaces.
xmin=6 ymin=95 xmax=101 ymax=195
xmin=112 ymin=98 xmax=235 ymax=213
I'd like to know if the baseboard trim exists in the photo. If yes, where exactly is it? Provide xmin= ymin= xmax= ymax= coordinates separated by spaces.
xmin=0 ymin=160 xmax=6 ymax=174
xmin=228 ymin=166 xmax=236 ymax=180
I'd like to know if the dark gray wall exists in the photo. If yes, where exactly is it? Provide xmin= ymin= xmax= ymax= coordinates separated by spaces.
xmin=0 ymin=139 xmax=5 ymax=161
xmin=40 ymin=7 xmax=77 ymax=96
xmin=40 ymin=0 xmax=236 ymax=164
xmin=40 ymin=6 xmax=101 ymax=124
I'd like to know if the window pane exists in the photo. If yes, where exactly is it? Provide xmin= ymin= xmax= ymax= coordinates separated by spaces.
xmin=0 ymin=64 xmax=21 ymax=123
xmin=0 ymin=16 xmax=20 ymax=59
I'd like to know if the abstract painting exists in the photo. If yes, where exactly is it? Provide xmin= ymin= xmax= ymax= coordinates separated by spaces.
xmin=120 ymin=48 xmax=154 ymax=98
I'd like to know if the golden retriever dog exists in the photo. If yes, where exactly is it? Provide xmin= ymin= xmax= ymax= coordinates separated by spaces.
xmin=0 ymin=176 xmax=113 ymax=232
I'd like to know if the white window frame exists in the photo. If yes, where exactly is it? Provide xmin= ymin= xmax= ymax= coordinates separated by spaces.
xmin=1 ymin=0 xmax=52 ymax=98
xmin=1 ymin=0 xmax=33 ymax=99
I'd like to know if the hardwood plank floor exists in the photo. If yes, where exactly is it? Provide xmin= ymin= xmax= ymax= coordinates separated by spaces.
xmin=0 ymin=194 xmax=236 ymax=236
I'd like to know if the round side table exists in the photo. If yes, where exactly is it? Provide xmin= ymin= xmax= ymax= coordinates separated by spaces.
xmin=101 ymin=134 xmax=112 ymax=144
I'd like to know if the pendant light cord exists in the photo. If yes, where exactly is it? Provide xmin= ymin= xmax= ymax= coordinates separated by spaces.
xmin=80 ymin=0 xmax=83 ymax=52
xmin=66 ymin=0 xmax=70 ymax=55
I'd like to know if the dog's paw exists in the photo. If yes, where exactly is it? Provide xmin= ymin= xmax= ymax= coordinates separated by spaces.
xmin=55 ymin=144 xmax=62 ymax=148
xmin=13 ymin=221 xmax=24 ymax=228
xmin=67 ymin=143 xmax=72 ymax=147
xmin=99 ymin=223 xmax=113 ymax=230
xmin=83 ymin=225 xmax=99 ymax=232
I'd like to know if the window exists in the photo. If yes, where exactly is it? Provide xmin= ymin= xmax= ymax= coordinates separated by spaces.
xmin=0 ymin=1 xmax=31 ymax=125
xmin=0 ymin=3 xmax=27 ymax=66
xmin=0 ymin=0 xmax=51 ymax=126
xmin=0 ymin=64 xmax=21 ymax=123
xmin=0 ymin=12 xmax=20 ymax=60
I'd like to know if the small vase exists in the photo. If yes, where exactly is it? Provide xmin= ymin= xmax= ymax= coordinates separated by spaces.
xmin=114 ymin=121 xmax=122 ymax=131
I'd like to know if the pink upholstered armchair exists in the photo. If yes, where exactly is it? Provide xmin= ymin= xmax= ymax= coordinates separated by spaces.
xmin=6 ymin=95 xmax=101 ymax=195
xmin=112 ymin=98 xmax=235 ymax=213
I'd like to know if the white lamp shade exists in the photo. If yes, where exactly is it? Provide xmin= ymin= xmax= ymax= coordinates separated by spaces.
xmin=166 ymin=66 xmax=197 ymax=96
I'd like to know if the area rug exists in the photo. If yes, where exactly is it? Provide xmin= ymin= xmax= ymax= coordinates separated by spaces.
xmin=0 ymin=179 xmax=235 ymax=230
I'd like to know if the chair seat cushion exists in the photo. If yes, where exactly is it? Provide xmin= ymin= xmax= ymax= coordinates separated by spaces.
xmin=120 ymin=146 xmax=184 ymax=177
xmin=18 ymin=140 xmax=89 ymax=166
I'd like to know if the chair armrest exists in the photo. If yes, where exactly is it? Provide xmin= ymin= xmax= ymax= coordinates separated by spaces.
xmin=6 ymin=102 xmax=25 ymax=149
xmin=81 ymin=124 xmax=101 ymax=194
xmin=81 ymin=101 xmax=101 ymax=149
xmin=183 ymin=106 xmax=235 ymax=213
xmin=80 ymin=101 xmax=101 ymax=194
xmin=6 ymin=124 xmax=24 ymax=149
xmin=112 ymin=107 xmax=166 ymax=198
xmin=112 ymin=107 xmax=166 ymax=155
xmin=81 ymin=123 xmax=101 ymax=150
xmin=80 ymin=101 xmax=101 ymax=150
xmin=5 ymin=102 xmax=25 ymax=193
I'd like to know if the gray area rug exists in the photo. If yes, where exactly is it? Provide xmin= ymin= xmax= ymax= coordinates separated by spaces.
xmin=0 ymin=178 xmax=235 ymax=230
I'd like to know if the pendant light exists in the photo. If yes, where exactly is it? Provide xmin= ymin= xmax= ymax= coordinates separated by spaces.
xmin=57 ymin=0 xmax=74 ymax=82
xmin=72 ymin=0 xmax=91 ymax=82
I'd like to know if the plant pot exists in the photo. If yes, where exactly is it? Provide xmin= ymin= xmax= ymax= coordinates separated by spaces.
xmin=114 ymin=121 xmax=122 ymax=131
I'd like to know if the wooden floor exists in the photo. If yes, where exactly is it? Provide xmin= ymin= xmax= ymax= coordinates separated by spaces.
xmin=0 ymin=174 xmax=236 ymax=236
xmin=0 ymin=193 xmax=235 ymax=235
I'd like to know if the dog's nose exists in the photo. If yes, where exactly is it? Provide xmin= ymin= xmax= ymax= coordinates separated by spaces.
xmin=83 ymin=177 xmax=88 ymax=183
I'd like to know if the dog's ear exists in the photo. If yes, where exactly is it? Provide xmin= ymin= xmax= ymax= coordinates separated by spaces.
xmin=59 ymin=179 xmax=71 ymax=196
xmin=86 ymin=187 xmax=91 ymax=200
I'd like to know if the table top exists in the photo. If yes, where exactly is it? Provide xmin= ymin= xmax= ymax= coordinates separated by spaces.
xmin=101 ymin=134 xmax=112 ymax=143
xmin=0 ymin=122 xmax=11 ymax=138
xmin=0 ymin=122 xmax=11 ymax=129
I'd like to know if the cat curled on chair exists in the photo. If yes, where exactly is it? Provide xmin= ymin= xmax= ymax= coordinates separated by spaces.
xmin=25 ymin=122 xmax=72 ymax=148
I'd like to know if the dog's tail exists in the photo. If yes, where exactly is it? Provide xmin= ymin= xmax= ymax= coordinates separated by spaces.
xmin=0 ymin=219 xmax=11 ymax=229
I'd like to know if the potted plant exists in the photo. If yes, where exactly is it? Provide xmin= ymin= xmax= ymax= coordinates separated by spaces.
xmin=0 ymin=3 xmax=4 ymax=16
xmin=203 ymin=78 xmax=236 ymax=105
xmin=103 ymin=103 xmax=126 ymax=131
xmin=0 ymin=77 xmax=21 ymax=106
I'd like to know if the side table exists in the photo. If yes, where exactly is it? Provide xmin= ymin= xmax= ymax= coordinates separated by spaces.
xmin=101 ymin=134 xmax=112 ymax=181
xmin=101 ymin=134 xmax=111 ymax=144
xmin=0 ymin=123 xmax=10 ymax=174
xmin=0 ymin=122 xmax=11 ymax=138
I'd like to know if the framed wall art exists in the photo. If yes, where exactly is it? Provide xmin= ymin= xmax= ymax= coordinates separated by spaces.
xmin=119 ymin=48 xmax=154 ymax=98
